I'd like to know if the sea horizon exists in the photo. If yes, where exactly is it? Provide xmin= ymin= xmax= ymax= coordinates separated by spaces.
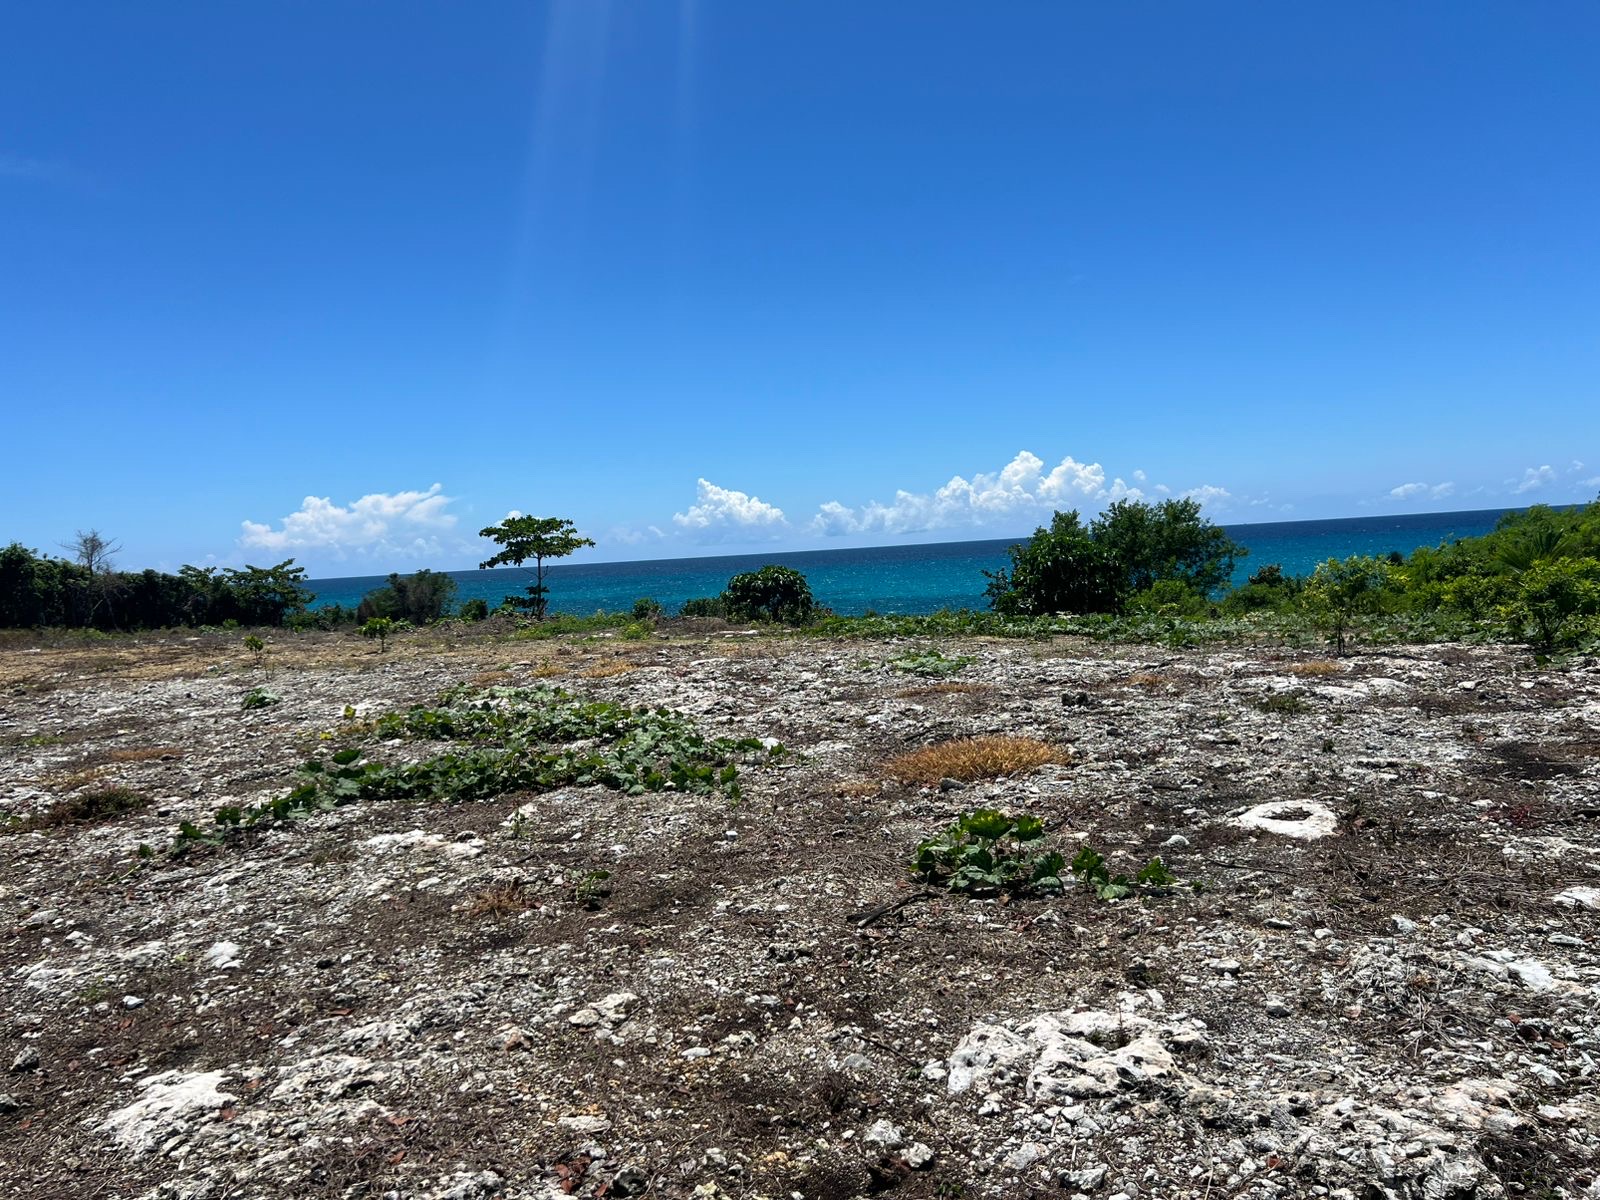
xmin=304 ymin=504 xmax=1548 ymax=618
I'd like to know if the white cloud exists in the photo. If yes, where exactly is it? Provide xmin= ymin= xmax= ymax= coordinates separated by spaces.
xmin=1180 ymin=485 xmax=1232 ymax=509
xmin=807 ymin=450 xmax=1208 ymax=537
xmin=672 ymin=479 xmax=788 ymax=535
xmin=1389 ymin=481 xmax=1455 ymax=501
xmin=240 ymin=484 xmax=459 ymax=560
xmin=1582 ymin=476 xmax=1600 ymax=489
xmin=1514 ymin=465 xmax=1556 ymax=494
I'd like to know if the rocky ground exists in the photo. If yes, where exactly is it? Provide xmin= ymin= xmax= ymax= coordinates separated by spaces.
xmin=2 ymin=620 xmax=1599 ymax=1200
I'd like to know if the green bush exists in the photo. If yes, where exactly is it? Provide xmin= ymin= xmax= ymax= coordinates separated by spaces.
xmin=1301 ymin=556 xmax=1394 ymax=654
xmin=1127 ymin=579 xmax=1210 ymax=619
xmin=361 ymin=617 xmax=397 ymax=651
xmin=679 ymin=596 xmax=727 ymax=619
xmin=1499 ymin=557 xmax=1600 ymax=649
xmin=631 ymin=597 xmax=663 ymax=620
xmin=459 ymin=597 xmax=489 ymax=622
xmin=358 ymin=569 xmax=458 ymax=624
xmin=723 ymin=566 xmax=816 ymax=625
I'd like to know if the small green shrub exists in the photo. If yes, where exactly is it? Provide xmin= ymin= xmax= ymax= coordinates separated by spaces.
xmin=1070 ymin=845 xmax=1183 ymax=901
xmin=887 ymin=648 xmax=974 ymax=677
xmin=243 ymin=634 xmax=266 ymax=666
xmin=632 ymin=597 xmax=663 ymax=620
xmin=913 ymin=809 xmax=1065 ymax=895
xmin=621 ymin=621 xmax=652 ymax=641
xmin=361 ymin=617 xmax=396 ymax=652
xmin=723 ymin=566 xmax=816 ymax=625
xmin=241 ymin=687 xmax=279 ymax=711
xmin=459 ymin=597 xmax=490 ymax=622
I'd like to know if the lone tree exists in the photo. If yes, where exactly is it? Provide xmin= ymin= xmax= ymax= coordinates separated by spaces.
xmin=63 ymin=529 xmax=121 ymax=574
xmin=477 ymin=515 xmax=594 ymax=620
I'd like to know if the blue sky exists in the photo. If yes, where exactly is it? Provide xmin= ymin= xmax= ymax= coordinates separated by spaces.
xmin=3 ymin=2 xmax=1596 ymax=576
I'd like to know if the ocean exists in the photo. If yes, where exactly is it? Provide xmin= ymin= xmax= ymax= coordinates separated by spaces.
xmin=304 ymin=507 xmax=1518 ymax=617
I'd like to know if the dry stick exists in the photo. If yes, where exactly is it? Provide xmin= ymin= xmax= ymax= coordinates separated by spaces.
xmin=847 ymin=892 xmax=936 ymax=927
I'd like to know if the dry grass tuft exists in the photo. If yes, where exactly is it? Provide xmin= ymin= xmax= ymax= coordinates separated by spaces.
xmin=532 ymin=662 xmax=565 ymax=679
xmin=835 ymin=778 xmax=882 ymax=799
xmin=581 ymin=661 xmax=636 ymax=680
xmin=462 ymin=881 xmax=534 ymax=920
xmin=1126 ymin=673 xmax=1170 ymax=690
xmin=102 ymin=746 xmax=182 ymax=764
xmin=1289 ymin=660 xmax=1341 ymax=678
xmin=12 ymin=785 xmax=151 ymax=832
xmin=885 ymin=736 xmax=1067 ymax=785
xmin=471 ymin=670 xmax=514 ymax=688
xmin=894 ymin=682 xmax=986 ymax=699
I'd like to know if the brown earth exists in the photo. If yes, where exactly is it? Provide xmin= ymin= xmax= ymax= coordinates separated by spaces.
xmin=1 ymin=622 xmax=1598 ymax=1200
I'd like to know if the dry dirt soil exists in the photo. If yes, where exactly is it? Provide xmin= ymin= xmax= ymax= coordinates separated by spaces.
xmin=2 ymin=622 xmax=1598 ymax=1200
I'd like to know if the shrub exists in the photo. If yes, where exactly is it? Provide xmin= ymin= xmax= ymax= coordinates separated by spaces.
xmin=459 ymin=597 xmax=489 ymax=622
xmin=241 ymin=688 xmax=279 ymax=711
xmin=631 ymin=597 xmax=663 ymax=620
xmin=984 ymin=511 xmax=1124 ymax=616
xmin=679 ymin=596 xmax=727 ymax=619
xmin=723 ymin=566 xmax=816 ymax=625
xmin=913 ymin=809 xmax=1065 ymax=895
xmin=361 ymin=617 xmax=396 ymax=652
xmin=1127 ymin=579 xmax=1210 ymax=619
xmin=358 ymin=570 xmax=458 ymax=624
xmin=986 ymin=500 xmax=1245 ymax=617
xmin=1499 ymin=557 xmax=1600 ymax=649
xmin=1301 ymin=556 xmax=1393 ymax=654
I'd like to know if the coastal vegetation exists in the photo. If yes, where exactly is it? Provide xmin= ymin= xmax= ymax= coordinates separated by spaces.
xmin=3 ymin=499 xmax=1597 ymax=656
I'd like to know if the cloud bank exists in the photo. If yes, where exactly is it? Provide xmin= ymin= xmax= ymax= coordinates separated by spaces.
xmin=808 ymin=451 xmax=1231 ymax=537
xmin=672 ymin=479 xmax=788 ymax=537
xmin=240 ymin=484 xmax=459 ymax=560
xmin=1389 ymin=481 xmax=1455 ymax=501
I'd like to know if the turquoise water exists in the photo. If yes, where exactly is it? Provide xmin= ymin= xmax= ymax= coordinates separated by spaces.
xmin=306 ymin=507 xmax=1516 ymax=617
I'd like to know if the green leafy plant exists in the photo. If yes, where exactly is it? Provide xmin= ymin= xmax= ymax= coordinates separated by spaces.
xmin=241 ymin=687 xmax=279 ymax=711
xmin=913 ymin=808 xmax=1065 ymax=895
xmin=459 ymin=597 xmax=490 ymax=622
xmin=631 ymin=597 xmax=663 ymax=620
xmin=1071 ymin=845 xmax=1183 ymax=901
xmin=887 ymin=648 xmax=974 ymax=677
xmin=1250 ymin=691 xmax=1310 ymax=716
xmin=361 ymin=616 xmax=396 ymax=652
xmin=174 ymin=685 xmax=783 ymax=852
xmin=477 ymin=515 xmax=595 ymax=621
xmin=243 ymin=634 xmax=266 ymax=667
xmin=572 ymin=868 xmax=613 ymax=909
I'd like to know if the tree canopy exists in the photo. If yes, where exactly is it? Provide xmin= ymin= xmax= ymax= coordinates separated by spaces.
xmin=477 ymin=515 xmax=594 ymax=620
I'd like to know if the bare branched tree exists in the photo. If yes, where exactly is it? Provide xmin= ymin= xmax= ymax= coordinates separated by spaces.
xmin=62 ymin=529 xmax=122 ymax=575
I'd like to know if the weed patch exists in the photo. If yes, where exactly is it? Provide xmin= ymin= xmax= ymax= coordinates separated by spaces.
xmin=174 ymin=685 xmax=782 ymax=851
xmin=886 ymin=649 xmax=973 ymax=677
xmin=1250 ymin=691 xmax=1311 ymax=716
xmin=12 ymin=786 xmax=151 ymax=831
xmin=885 ymin=736 xmax=1066 ymax=785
